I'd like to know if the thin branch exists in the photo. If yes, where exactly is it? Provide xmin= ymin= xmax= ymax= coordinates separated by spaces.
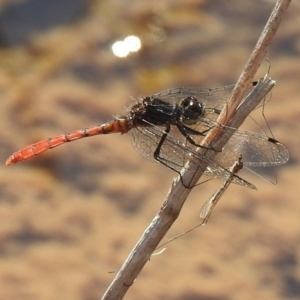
xmin=204 ymin=0 xmax=291 ymax=144
xmin=101 ymin=1 xmax=290 ymax=299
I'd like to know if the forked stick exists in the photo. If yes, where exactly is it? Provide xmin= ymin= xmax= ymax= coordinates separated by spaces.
xmin=101 ymin=1 xmax=291 ymax=299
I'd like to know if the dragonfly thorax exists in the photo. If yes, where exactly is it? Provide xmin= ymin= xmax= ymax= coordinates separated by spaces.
xmin=130 ymin=96 xmax=178 ymax=127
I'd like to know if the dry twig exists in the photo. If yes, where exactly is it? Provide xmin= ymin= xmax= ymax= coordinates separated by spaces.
xmin=101 ymin=1 xmax=291 ymax=299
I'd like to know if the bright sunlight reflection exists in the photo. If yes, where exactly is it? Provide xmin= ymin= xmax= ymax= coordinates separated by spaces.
xmin=112 ymin=35 xmax=141 ymax=58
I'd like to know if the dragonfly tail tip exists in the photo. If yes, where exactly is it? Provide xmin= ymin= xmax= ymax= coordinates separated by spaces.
xmin=5 ymin=157 xmax=14 ymax=166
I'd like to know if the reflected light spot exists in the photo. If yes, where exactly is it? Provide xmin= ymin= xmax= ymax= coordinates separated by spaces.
xmin=112 ymin=41 xmax=130 ymax=58
xmin=112 ymin=35 xmax=142 ymax=58
xmin=124 ymin=35 xmax=141 ymax=52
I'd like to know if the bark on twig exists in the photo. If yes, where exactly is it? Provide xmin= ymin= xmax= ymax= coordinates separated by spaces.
xmin=101 ymin=1 xmax=291 ymax=299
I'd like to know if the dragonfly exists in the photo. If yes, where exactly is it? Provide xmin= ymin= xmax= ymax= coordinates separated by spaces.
xmin=5 ymin=84 xmax=289 ymax=188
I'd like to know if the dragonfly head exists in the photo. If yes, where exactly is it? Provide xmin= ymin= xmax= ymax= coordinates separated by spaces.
xmin=180 ymin=96 xmax=204 ymax=125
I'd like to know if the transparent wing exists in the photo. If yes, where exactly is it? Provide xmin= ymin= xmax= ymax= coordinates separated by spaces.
xmin=215 ymin=129 xmax=289 ymax=168
xmin=152 ymin=83 xmax=261 ymax=110
xmin=131 ymin=125 xmax=256 ymax=189
xmin=152 ymin=85 xmax=235 ymax=110
xmin=178 ymin=119 xmax=289 ymax=169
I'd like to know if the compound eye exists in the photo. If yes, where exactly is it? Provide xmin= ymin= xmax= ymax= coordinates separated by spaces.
xmin=181 ymin=96 xmax=204 ymax=125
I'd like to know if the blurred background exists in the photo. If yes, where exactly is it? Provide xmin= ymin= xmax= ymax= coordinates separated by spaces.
xmin=0 ymin=0 xmax=299 ymax=299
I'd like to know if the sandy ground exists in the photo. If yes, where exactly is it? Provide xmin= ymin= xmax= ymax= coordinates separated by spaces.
xmin=0 ymin=1 xmax=299 ymax=299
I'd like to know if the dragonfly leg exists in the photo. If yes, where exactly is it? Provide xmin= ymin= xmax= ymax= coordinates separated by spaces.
xmin=152 ymin=123 xmax=191 ymax=188
xmin=176 ymin=123 xmax=221 ymax=152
